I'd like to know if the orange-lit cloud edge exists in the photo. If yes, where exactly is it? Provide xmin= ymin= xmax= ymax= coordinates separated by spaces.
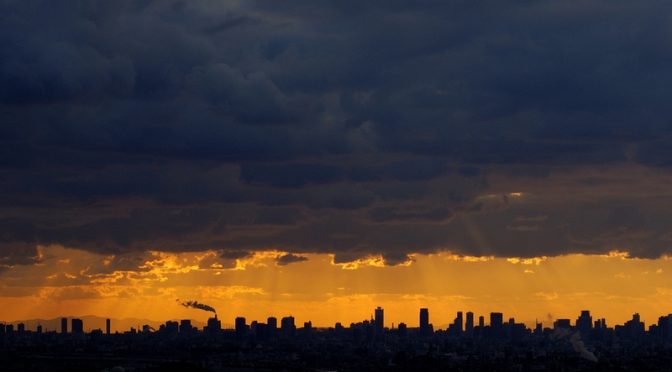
xmin=1 ymin=245 xmax=671 ymax=332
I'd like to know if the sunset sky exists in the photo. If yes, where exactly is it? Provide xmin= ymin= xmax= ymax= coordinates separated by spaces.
xmin=2 ymin=1 xmax=672 ymax=331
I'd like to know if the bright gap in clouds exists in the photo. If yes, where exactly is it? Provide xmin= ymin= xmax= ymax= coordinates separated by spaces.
xmin=0 ymin=246 xmax=670 ymax=331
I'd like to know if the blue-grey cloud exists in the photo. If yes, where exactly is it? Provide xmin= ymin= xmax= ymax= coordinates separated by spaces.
xmin=276 ymin=253 xmax=309 ymax=266
xmin=2 ymin=0 xmax=672 ymax=266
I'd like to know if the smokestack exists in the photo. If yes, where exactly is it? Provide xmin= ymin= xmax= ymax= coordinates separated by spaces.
xmin=178 ymin=299 xmax=217 ymax=314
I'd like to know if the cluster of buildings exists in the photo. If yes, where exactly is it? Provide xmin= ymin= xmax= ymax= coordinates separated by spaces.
xmin=2 ymin=308 xmax=672 ymax=341
xmin=2 ymin=308 xmax=672 ymax=370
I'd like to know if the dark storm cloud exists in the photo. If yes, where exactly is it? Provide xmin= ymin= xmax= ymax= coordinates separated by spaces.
xmin=276 ymin=253 xmax=308 ymax=266
xmin=3 ymin=0 xmax=672 ymax=267
xmin=0 ymin=242 xmax=41 ymax=268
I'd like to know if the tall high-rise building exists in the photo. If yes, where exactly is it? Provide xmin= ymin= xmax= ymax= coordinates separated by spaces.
xmin=455 ymin=311 xmax=464 ymax=333
xmin=657 ymin=314 xmax=672 ymax=339
xmin=267 ymin=316 xmax=278 ymax=337
xmin=554 ymin=319 xmax=571 ymax=329
xmin=61 ymin=317 xmax=68 ymax=334
xmin=267 ymin=317 xmax=278 ymax=330
xmin=420 ymin=308 xmax=429 ymax=328
xmin=419 ymin=308 xmax=432 ymax=336
xmin=576 ymin=310 xmax=592 ymax=334
xmin=465 ymin=312 xmax=474 ymax=335
xmin=106 ymin=318 xmax=111 ymax=335
xmin=398 ymin=322 xmax=407 ymax=337
xmin=622 ymin=313 xmax=645 ymax=337
xmin=534 ymin=321 xmax=543 ymax=335
xmin=165 ymin=320 xmax=179 ymax=335
xmin=374 ymin=307 xmax=384 ymax=332
xmin=479 ymin=315 xmax=485 ymax=329
xmin=71 ymin=318 xmax=83 ymax=333
xmin=490 ymin=312 xmax=503 ymax=337
xmin=179 ymin=319 xmax=193 ymax=334
xmin=205 ymin=315 xmax=221 ymax=334
xmin=490 ymin=312 xmax=503 ymax=329
xmin=281 ymin=316 xmax=296 ymax=338
xmin=235 ymin=317 xmax=247 ymax=337
xmin=447 ymin=311 xmax=464 ymax=335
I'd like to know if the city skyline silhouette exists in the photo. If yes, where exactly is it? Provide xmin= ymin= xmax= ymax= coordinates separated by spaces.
xmin=3 ymin=306 xmax=672 ymax=369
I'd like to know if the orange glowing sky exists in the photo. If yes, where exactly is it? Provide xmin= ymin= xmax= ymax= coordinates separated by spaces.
xmin=1 ymin=246 xmax=670 ymax=331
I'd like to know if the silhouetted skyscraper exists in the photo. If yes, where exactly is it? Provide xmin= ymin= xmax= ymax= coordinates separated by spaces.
xmin=164 ymin=320 xmax=178 ymax=335
xmin=420 ymin=308 xmax=429 ymax=328
xmin=374 ymin=306 xmax=384 ymax=332
xmin=465 ymin=311 xmax=474 ymax=335
xmin=657 ymin=314 xmax=672 ymax=339
xmin=61 ymin=317 xmax=68 ymax=334
xmin=281 ymin=316 xmax=296 ymax=338
xmin=490 ymin=312 xmax=503 ymax=329
xmin=398 ymin=322 xmax=407 ymax=337
xmin=17 ymin=323 xmax=25 ymax=334
xmin=419 ymin=308 xmax=432 ymax=336
xmin=479 ymin=315 xmax=485 ymax=328
xmin=554 ymin=319 xmax=571 ymax=329
xmin=455 ymin=311 xmax=463 ymax=333
xmin=576 ymin=310 xmax=592 ymax=334
xmin=71 ymin=318 xmax=83 ymax=333
xmin=490 ymin=312 xmax=503 ymax=337
xmin=267 ymin=316 xmax=278 ymax=337
xmin=620 ymin=313 xmax=645 ymax=338
xmin=205 ymin=315 xmax=221 ymax=334
xmin=235 ymin=317 xmax=247 ymax=337
xmin=179 ymin=319 xmax=193 ymax=334
xmin=106 ymin=318 xmax=111 ymax=335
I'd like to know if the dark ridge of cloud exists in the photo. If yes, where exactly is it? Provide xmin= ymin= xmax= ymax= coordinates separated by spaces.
xmin=240 ymin=163 xmax=346 ymax=188
xmin=276 ymin=253 xmax=308 ymax=266
xmin=2 ymin=0 xmax=672 ymax=265
xmin=0 ymin=242 xmax=42 ymax=267
xmin=220 ymin=250 xmax=252 ymax=260
xmin=368 ymin=206 xmax=452 ymax=222
xmin=635 ymin=141 xmax=672 ymax=167
xmin=382 ymin=252 xmax=413 ymax=266
xmin=458 ymin=167 xmax=481 ymax=177
xmin=202 ymin=15 xmax=257 ymax=34
xmin=239 ymin=158 xmax=449 ymax=189
xmin=349 ymin=158 xmax=448 ymax=182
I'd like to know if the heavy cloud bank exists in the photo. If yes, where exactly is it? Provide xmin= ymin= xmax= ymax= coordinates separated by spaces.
xmin=3 ymin=0 xmax=672 ymax=267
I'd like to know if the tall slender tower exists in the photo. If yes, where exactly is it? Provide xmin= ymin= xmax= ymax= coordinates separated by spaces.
xmin=419 ymin=308 xmax=431 ymax=336
xmin=455 ymin=311 xmax=464 ymax=333
xmin=465 ymin=312 xmax=474 ymax=335
xmin=374 ymin=307 xmax=384 ymax=332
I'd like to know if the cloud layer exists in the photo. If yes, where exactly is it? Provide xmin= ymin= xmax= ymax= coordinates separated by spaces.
xmin=3 ymin=0 xmax=672 ymax=267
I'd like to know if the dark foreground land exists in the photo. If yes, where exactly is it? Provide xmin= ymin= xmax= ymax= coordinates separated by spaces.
xmin=2 ymin=327 xmax=672 ymax=371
